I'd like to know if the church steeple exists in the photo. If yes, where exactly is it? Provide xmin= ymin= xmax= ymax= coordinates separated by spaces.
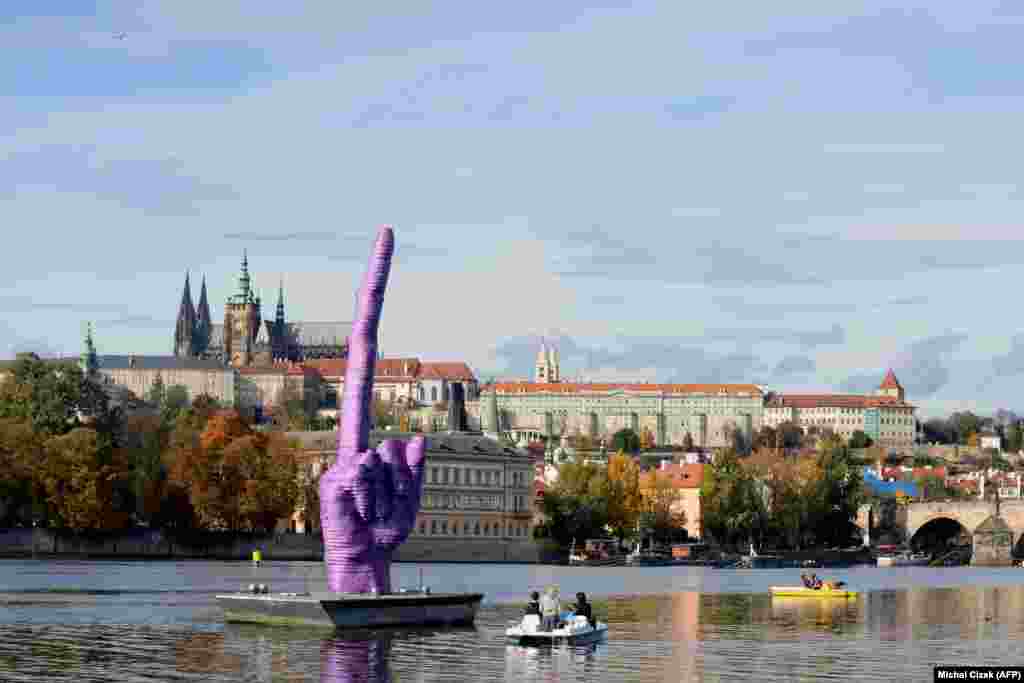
xmin=81 ymin=322 xmax=99 ymax=377
xmin=237 ymin=250 xmax=252 ymax=302
xmin=174 ymin=272 xmax=197 ymax=357
xmin=275 ymin=277 xmax=285 ymax=325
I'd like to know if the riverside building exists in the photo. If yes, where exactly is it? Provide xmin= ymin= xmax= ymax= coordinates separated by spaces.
xmin=763 ymin=370 xmax=916 ymax=450
xmin=470 ymin=341 xmax=764 ymax=449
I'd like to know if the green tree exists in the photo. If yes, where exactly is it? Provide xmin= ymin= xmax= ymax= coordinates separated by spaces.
xmin=701 ymin=449 xmax=768 ymax=548
xmin=912 ymin=453 xmax=938 ymax=467
xmin=611 ymin=428 xmax=640 ymax=454
xmin=776 ymin=421 xmax=804 ymax=450
xmin=147 ymin=372 xmax=166 ymax=407
xmin=0 ymin=354 xmax=109 ymax=436
xmin=162 ymin=385 xmax=190 ymax=420
xmin=849 ymin=430 xmax=873 ymax=449
xmin=1005 ymin=422 xmax=1023 ymax=453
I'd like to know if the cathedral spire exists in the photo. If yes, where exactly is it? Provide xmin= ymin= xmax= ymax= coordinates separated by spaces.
xmin=275 ymin=276 xmax=285 ymax=323
xmin=195 ymin=274 xmax=212 ymax=354
xmin=174 ymin=272 xmax=197 ymax=356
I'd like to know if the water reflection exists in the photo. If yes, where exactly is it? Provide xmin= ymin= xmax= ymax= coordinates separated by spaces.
xmin=321 ymin=632 xmax=392 ymax=682
xmin=6 ymin=578 xmax=1024 ymax=681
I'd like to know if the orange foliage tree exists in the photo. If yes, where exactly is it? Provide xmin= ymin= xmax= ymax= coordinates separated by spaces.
xmin=603 ymin=451 xmax=644 ymax=538
xmin=167 ymin=410 xmax=299 ymax=532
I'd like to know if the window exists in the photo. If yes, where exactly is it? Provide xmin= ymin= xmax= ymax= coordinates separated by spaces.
xmin=443 ymin=468 xmax=450 ymax=484
xmin=431 ymin=467 xmax=439 ymax=484
xmin=454 ymin=469 xmax=461 ymax=485
xmin=431 ymin=520 xmax=437 ymax=534
xmin=431 ymin=387 xmax=438 ymax=402
xmin=441 ymin=521 xmax=448 ymax=534
xmin=484 ymin=523 xmax=490 ymax=536
xmin=419 ymin=522 xmax=426 ymax=535
xmin=452 ymin=522 xmax=459 ymax=535
xmin=476 ymin=470 xmax=482 ymax=485
xmin=474 ymin=522 xmax=481 ymax=535
xmin=418 ymin=386 xmax=424 ymax=401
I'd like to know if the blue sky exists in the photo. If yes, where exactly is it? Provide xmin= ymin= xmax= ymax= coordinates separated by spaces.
xmin=3 ymin=2 xmax=1024 ymax=418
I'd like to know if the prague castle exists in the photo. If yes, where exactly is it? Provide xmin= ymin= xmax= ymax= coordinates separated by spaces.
xmin=468 ymin=341 xmax=916 ymax=452
xmin=473 ymin=340 xmax=765 ymax=449
xmin=173 ymin=251 xmax=350 ymax=367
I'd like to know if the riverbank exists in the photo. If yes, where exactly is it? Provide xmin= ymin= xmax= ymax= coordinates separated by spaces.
xmin=0 ymin=528 xmax=545 ymax=563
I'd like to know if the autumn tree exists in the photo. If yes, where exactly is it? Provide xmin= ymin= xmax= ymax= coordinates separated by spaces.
xmin=639 ymin=427 xmax=655 ymax=451
xmin=40 ymin=428 xmax=130 ymax=531
xmin=603 ymin=452 xmax=644 ymax=539
xmin=0 ymin=418 xmax=45 ymax=526
xmin=639 ymin=471 xmax=688 ymax=544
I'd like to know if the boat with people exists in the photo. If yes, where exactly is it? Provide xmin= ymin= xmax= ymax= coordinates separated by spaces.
xmin=506 ymin=588 xmax=608 ymax=646
xmin=770 ymin=572 xmax=858 ymax=598
xmin=506 ymin=615 xmax=609 ymax=646
xmin=770 ymin=586 xmax=859 ymax=599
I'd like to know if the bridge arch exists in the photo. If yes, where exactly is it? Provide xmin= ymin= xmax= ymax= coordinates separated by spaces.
xmin=908 ymin=516 xmax=972 ymax=555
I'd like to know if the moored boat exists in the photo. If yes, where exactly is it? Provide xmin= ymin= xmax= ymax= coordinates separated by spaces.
xmin=877 ymin=553 xmax=930 ymax=567
xmin=505 ymin=614 xmax=608 ymax=646
xmin=770 ymin=586 xmax=858 ymax=598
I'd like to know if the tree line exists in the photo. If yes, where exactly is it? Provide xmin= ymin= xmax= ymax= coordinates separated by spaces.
xmin=0 ymin=355 xmax=303 ymax=534
xmin=701 ymin=436 xmax=866 ymax=550
xmin=535 ymin=451 xmax=689 ymax=549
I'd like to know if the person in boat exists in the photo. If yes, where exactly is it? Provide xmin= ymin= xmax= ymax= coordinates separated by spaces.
xmin=524 ymin=591 xmax=541 ymax=618
xmin=540 ymin=587 xmax=560 ymax=632
xmin=573 ymin=592 xmax=594 ymax=627
xmin=810 ymin=573 xmax=823 ymax=589
xmin=800 ymin=573 xmax=813 ymax=588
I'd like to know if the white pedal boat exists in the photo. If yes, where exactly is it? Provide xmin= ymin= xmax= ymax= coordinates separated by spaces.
xmin=506 ymin=614 xmax=608 ymax=646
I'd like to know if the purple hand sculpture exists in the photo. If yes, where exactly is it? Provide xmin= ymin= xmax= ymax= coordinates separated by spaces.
xmin=319 ymin=226 xmax=426 ymax=594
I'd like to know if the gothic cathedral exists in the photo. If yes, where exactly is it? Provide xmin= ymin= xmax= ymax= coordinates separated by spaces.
xmin=173 ymin=251 xmax=350 ymax=367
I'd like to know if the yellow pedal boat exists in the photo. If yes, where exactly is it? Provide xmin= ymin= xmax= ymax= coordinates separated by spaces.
xmin=769 ymin=586 xmax=858 ymax=598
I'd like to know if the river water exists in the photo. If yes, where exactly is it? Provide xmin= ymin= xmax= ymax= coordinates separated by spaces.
xmin=1 ymin=559 xmax=1022 ymax=681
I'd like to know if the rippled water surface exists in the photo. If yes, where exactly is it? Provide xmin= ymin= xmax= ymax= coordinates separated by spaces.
xmin=1 ymin=559 xmax=1023 ymax=681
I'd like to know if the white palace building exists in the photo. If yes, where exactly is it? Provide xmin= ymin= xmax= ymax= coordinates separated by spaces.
xmin=467 ymin=342 xmax=916 ymax=452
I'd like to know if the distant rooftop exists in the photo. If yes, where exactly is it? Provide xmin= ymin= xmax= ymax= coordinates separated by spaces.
xmin=98 ymin=354 xmax=229 ymax=371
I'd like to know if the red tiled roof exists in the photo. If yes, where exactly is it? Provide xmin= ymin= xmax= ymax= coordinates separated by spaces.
xmin=774 ymin=394 xmax=911 ymax=409
xmin=493 ymin=382 xmax=762 ymax=395
xmin=304 ymin=358 xmax=421 ymax=379
xmin=418 ymin=361 xmax=476 ymax=381
xmin=239 ymin=364 xmax=317 ymax=376
xmin=880 ymin=368 xmax=902 ymax=389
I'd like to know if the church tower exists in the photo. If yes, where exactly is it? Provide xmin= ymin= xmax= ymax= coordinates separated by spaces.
xmin=194 ymin=275 xmax=212 ymax=355
xmin=174 ymin=272 xmax=197 ymax=357
xmin=877 ymin=368 xmax=905 ymax=401
xmin=80 ymin=322 xmax=99 ymax=377
xmin=536 ymin=339 xmax=550 ymax=382
xmin=547 ymin=343 xmax=560 ymax=382
xmin=535 ymin=339 xmax=561 ymax=383
xmin=223 ymin=250 xmax=263 ymax=367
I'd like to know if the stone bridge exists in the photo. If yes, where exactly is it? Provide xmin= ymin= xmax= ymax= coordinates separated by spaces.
xmin=897 ymin=500 xmax=1024 ymax=565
